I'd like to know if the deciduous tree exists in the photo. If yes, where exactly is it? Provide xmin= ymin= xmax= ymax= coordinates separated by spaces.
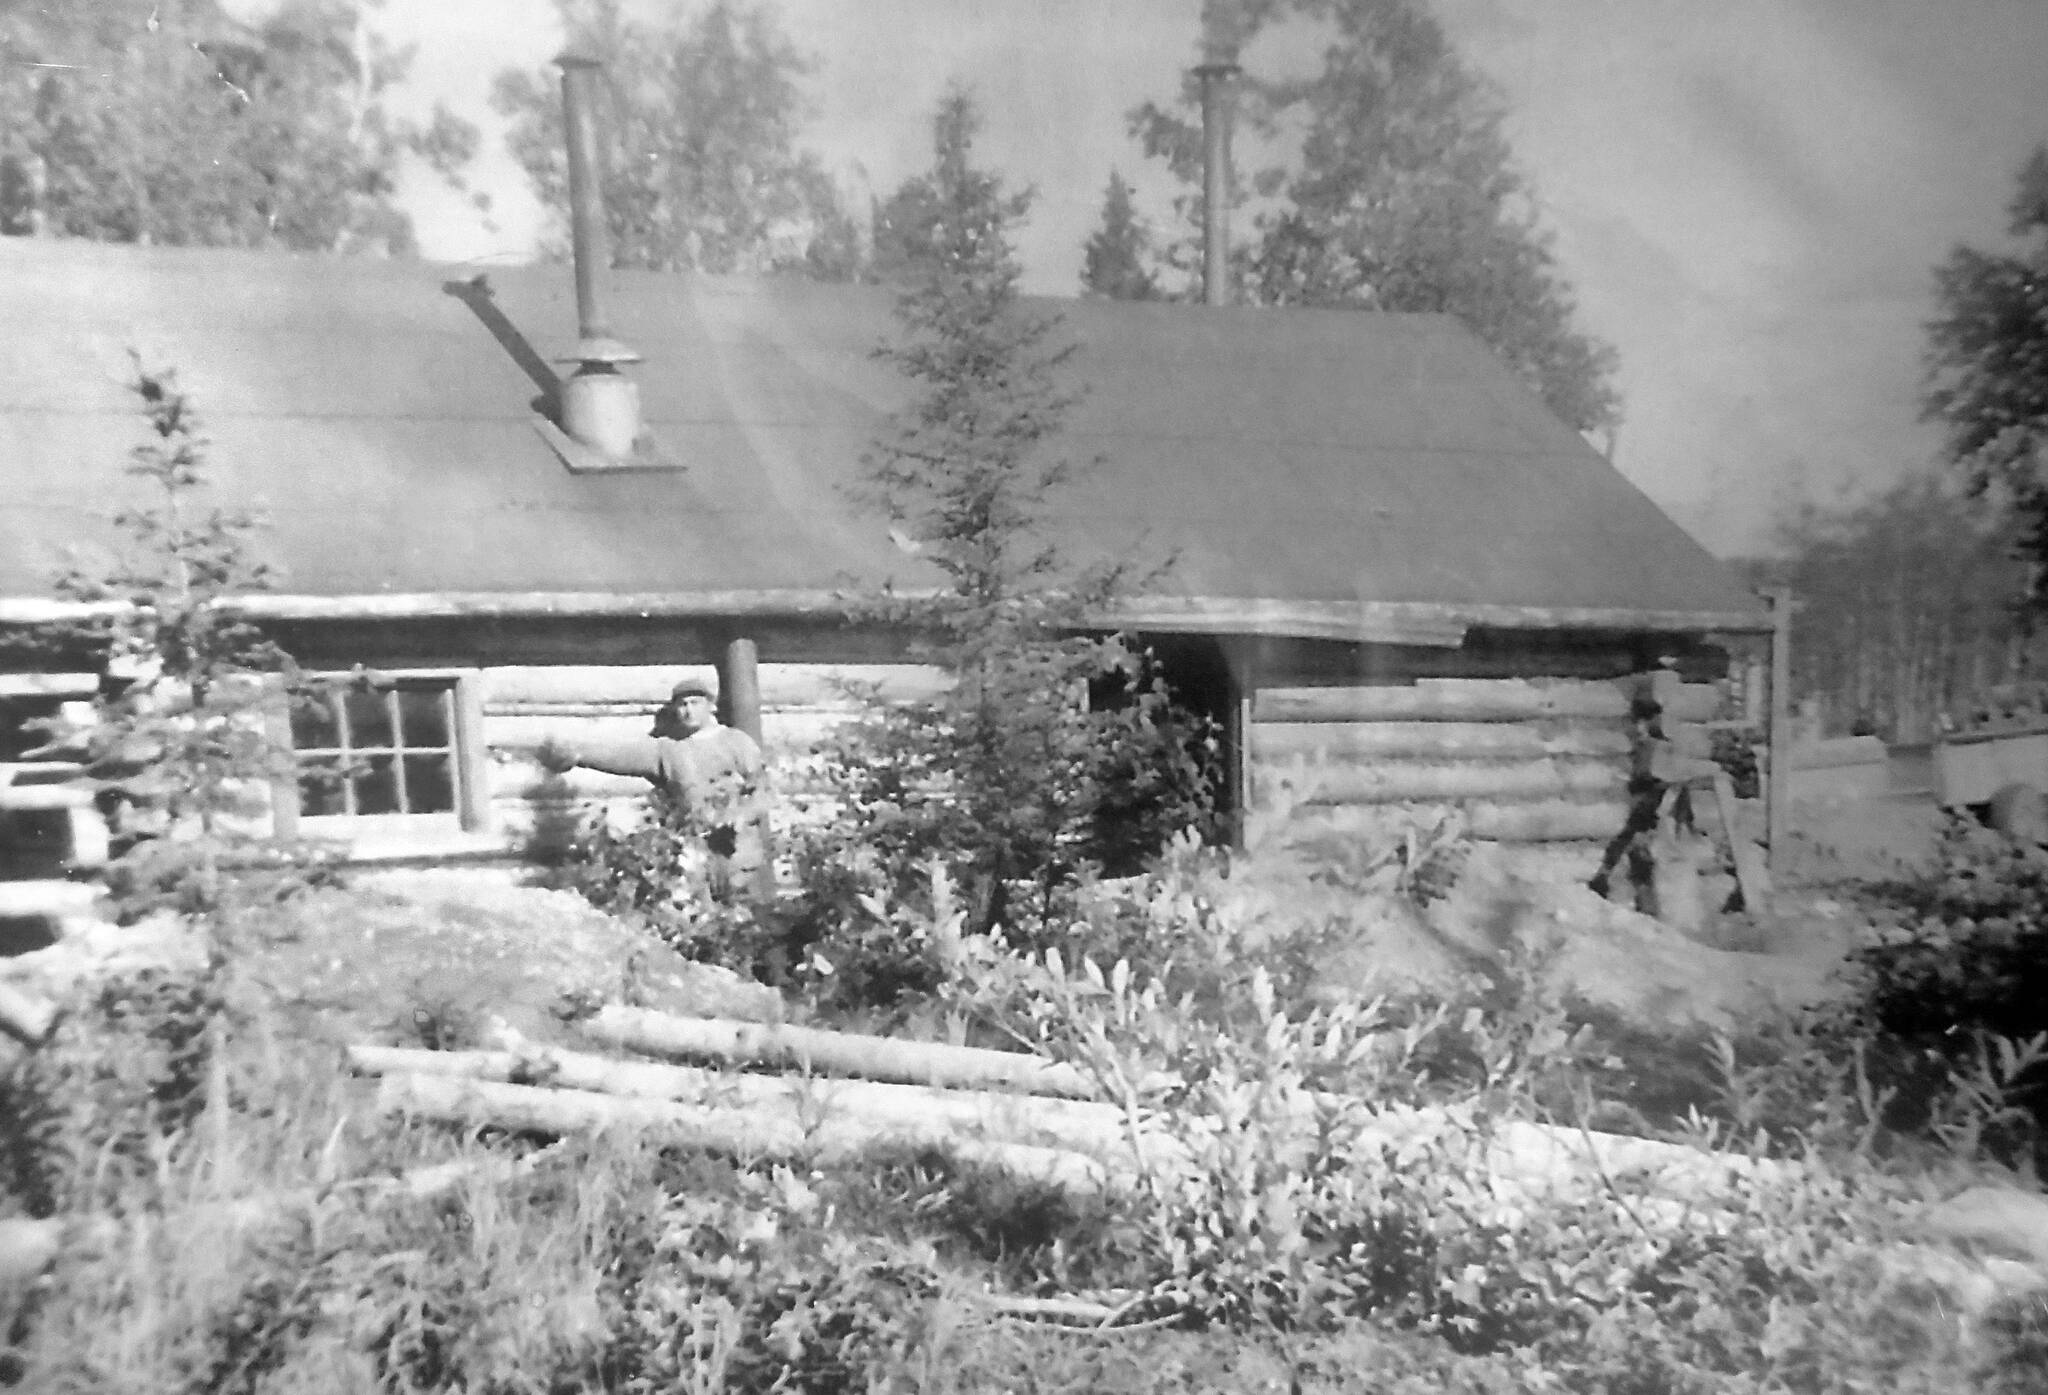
xmin=1922 ymin=145 xmax=2048 ymax=600
xmin=493 ymin=0 xmax=861 ymax=278
xmin=0 ymin=0 xmax=467 ymax=253
xmin=1761 ymin=474 xmax=2042 ymax=741
xmin=1129 ymin=0 xmax=1619 ymax=434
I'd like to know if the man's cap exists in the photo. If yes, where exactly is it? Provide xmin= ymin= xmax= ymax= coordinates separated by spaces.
xmin=669 ymin=676 xmax=717 ymax=701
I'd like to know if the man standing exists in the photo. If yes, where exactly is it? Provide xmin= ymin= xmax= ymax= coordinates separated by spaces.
xmin=540 ymin=676 xmax=773 ymax=898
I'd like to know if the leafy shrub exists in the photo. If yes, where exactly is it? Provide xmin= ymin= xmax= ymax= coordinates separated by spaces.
xmin=1853 ymin=814 xmax=2048 ymax=1166
xmin=1 ymin=967 xmax=225 ymax=1217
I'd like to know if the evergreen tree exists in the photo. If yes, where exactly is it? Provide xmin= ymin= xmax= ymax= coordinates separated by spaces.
xmin=1080 ymin=169 xmax=1161 ymax=300
xmin=493 ymin=0 xmax=861 ymax=278
xmin=0 ymin=0 xmax=469 ymax=253
xmin=1129 ymin=0 xmax=1619 ymax=434
xmin=1922 ymin=145 xmax=2048 ymax=600
xmin=839 ymin=89 xmax=1216 ymax=935
xmin=28 ymin=360 xmax=307 ymax=919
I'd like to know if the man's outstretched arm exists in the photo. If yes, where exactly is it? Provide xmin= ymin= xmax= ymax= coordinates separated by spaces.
xmin=536 ymin=734 xmax=664 ymax=781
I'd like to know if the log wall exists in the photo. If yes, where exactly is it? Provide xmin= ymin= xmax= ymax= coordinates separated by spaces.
xmin=1247 ymin=673 xmax=1725 ymax=879
xmin=475 ymin=663 xmax=949 ymax=848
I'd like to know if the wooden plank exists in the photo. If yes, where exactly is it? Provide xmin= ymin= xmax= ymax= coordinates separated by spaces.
xmin=1249 ymin=720 xmax=1631 ymax=761
xmin=1259 ymin=758 xmax=1627 ymax=806
xmin=1713 ymin=770 xmax=1772 ymax=912
xmin=1255 ymin=678 xmax=1632 ymax=724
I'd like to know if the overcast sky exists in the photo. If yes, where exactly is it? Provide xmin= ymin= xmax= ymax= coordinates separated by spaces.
xmin=347 ymin=0 xmax=2048 ymax=559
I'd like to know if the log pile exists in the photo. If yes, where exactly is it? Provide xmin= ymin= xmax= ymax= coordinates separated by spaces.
xmin=349 ymin=1006 xmax=1792 ymax=1220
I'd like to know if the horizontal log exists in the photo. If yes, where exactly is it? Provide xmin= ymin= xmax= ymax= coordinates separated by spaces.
xmin=0 ymin=762 xmax=86 ymax=785
xmin=1255 ymin=679 xmax=1632 ymax=724
xmin=585 ymin=1005 xmax=1100 ymax=1099
xmin=0 ymin=783 xmax=94 ymax=811
xmin=1274 ymin=799 xmax=1630 ymax=845
xmin=482 ymin=663 xmax=951 ymax=710
xmin=1263 ymin=759 xmax=1627 ymax=807
xmin=0 ymin=673 xmax=96 ymax=698
xmin=348 ymin=1043 xmax=1126 ymax=1159
xmin=0 ymin=879 xmax=99 ymax=918
xmin=374 ymin=1073 xmax=1113 ymax=1192
xmin=373 ymin=1070 xmax=1791 ymax=1223
xmin=1250 ymin=721 xmax=1632 ymax=762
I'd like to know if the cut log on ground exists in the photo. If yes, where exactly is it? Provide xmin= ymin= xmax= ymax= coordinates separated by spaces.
xmin=583 ymin=1005 xmax=1101 ymax=1099
xmin=0 ymin=980 xmax=58 ymax=1044
xmin=356 ymin=1031 xmax=1801 ymax=1220
xmin=374 ymin=1072 xmax=1115 ymax=1193
xmin=349 ymin=1042 xmax=1137 ymax=1163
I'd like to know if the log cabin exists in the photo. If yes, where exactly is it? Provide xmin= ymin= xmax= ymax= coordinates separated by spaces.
xmin=0 ymin=231 xmax=1773 ymax=893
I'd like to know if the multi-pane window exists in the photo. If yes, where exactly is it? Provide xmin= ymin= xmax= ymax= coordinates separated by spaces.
xmin=292 ymin=681 xmax=459 ymax=818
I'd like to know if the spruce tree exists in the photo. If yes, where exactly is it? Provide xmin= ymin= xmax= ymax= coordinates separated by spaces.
xmin=841 ymin=89 xmax=1215 ymax=936
xmin=1080 ymin=170 xmax=1161 ymax=301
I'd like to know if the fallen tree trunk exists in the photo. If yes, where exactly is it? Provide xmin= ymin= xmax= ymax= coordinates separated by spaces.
xmin=582 ymin=1005 xmax=1101 ymax=1099
xmin=374 ymin=1072 xmax=1115 ymax=1193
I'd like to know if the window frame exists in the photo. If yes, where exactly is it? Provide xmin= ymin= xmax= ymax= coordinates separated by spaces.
xmin=279 ymin=669 xmax=488 ymax=839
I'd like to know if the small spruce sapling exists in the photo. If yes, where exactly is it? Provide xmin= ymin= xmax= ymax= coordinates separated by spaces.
xmin=30 ymin=358 xmax=304 ymax=916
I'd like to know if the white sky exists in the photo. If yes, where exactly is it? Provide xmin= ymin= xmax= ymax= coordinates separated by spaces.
xmin=338 ymin=1 xmax=2048 ymax=557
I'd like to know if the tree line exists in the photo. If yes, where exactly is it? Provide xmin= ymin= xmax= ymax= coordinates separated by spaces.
xmin=0 ymin=0 xmax=1620 ymax=435
xmin=1771 ymin=141 xmax=2048 ymax=744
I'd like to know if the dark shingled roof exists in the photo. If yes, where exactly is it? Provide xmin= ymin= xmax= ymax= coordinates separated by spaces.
xmin=0 ymin=239 xmax=1762 ymax=635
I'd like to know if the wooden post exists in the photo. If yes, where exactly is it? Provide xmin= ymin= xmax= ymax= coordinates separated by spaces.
xmin=453 ymin=673 xmax=492 ymax=833
xmin=1221 ymin=636 xmax=1258 ymax=850
xmin=1765 ymin=589 xmax=1795 ymax=883
xmin=716 ymin=637 xmax=763 ymax=745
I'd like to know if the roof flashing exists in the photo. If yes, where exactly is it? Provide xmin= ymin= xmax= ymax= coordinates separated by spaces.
xmin=532 ymin=415 xmax=683 ymax=474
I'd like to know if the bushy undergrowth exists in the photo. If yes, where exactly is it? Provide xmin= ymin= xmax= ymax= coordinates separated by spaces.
xmin=1848 ymin=813 xmax=2048 ymax=1171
